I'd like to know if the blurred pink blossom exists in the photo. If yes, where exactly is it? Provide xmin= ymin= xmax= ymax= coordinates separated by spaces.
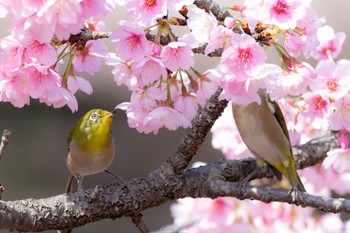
xmin=329 ymin=95 xmax=350 ymax=131
xmin=284 ymin=31 xmax=304 ymax=57
xmin=310 ymin=25 xmax=346 ymax=61
xmin=205 ymin=25 xmax=234 ymax=55
xmin=126 ymin=0 xmax=166 ymax=26
xmin=312 ymin=60 xmax=350 ymax=98
xmin=263 ymin=0 xmax=310 ymax=30
xmin=167 ymin=0 xmax=194 ymax=11
xmin=187 ymin=8 xmax=217 ymax=43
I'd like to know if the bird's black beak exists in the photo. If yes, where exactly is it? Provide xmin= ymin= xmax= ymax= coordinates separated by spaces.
xmin=111 ymin=108 xmax=118 ymax=116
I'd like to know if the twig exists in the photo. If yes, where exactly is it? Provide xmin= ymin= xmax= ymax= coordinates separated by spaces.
xmin=0 ymin=185 xmax=4 ymax=200
xmin=131 ymin=214 xmax=152 ymax=233
xmin=151 ymin=219 xmax=197 ymax=233
xmin=210 ymin=181 xmax=350 ymax=213
xmin=0 ymin=129 xmax=11 ymax=160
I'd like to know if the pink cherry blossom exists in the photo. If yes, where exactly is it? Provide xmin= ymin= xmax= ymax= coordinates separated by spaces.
xmin=241 ymin=0 xmax=265 ymax=30
xmin=0 ymin=75 xmax=30 ymax=108
xmin=205 ymin=25 xmax=234 ymax=54
xmin=167 ymin=0 xmax=194 ymax=11
xmin=105 ymin=53 xmax=138 ymax=90
xmin=171 ymin=197 xmax=255 ymax=233
xmin=67 ymin=75 xmax=93 ymax=95
xmin=115 ymin=102 xmax=149 ymax=133
xmin=310 ymin=25 xmax=346 ymax=61
xmin=270 ymin=62 xmax=315 ymax=99
xmin=116 ymin=101 xmax=191 ymax=134
xmin=220 ymin=64 xmax=281 ymax=105
xmin=4 ymin=0 xmax=43 ymax=19
xmin=161 ymin=41 xmax=194 ymax=72
xmin=143 ymin=106 xmax=191 ymax=134
xmin=0 ymin=63 xmax=80 ymax=112
xmin=39 ymin=86 xmax=78 ymax=112
xmin=37 ymin=0 xmax=83 ymax=41
xmin=170 ymin=190 xmax=343 ymax=233
xmin=126 ymin=0 xmax=166 ymax=26
xmin=302 ymin=92 xmax=329 ymax=120
xmin=284 ymin=31 xmax=304 ymax=57
xmin=4 ymin=64 xmax=61 ymax=99
xmin=296 ymin=7 xmax=325 ymax=58
xmin=173 ymin=93 xmax=198 ymax=120
xmin=312 ymin=60 xmax=350 ymax=98
xmin=11 ymin=14 xmax=55 ymax=43
xmin=80 ymin=0 xmax=114 ymax=21
xmin=130 ymin=86 xmax=166 ymax=111
xmin=178 ymin=33 xmax=199 ymax=49
xmin=24 ymin=39 xmax=57 ymax=66
xmin=324 ymin=148 xmax=350 ymax=173
xmin=263 ymin=0 xmax=310 ymax=30
xmin=187 ymin=8 xmax=217 ymax=43
xmin=73 ymin=40 xmax=108 ymax=75
xmin=0 ymin=36 xmax=25 ymax=70
xmin=221 ymin=33 xmax=267 ymax=77
xmin=110 ymin=21 xmax=148 ymax=62
xmin=197 ymin=69 xmax=220 ymax=106
xmin=219 ymin=73 xmax=261 ymax=105
xmin=301 ymin=163 xmax=350 ymax=196
xmin=329 ymin=95 xmax=350 ymax=131
xmin=132 ymin=56 xmax=167 ymax=86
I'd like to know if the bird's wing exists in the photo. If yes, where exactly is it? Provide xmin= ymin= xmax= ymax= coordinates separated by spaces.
xmin=267 ymin=97 xmax=291 ymax=142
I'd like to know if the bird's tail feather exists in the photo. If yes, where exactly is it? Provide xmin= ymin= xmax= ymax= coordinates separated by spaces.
xmin=287 ymin=164 xmax=306 ymax=192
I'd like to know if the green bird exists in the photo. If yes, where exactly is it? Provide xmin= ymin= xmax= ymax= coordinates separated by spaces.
xmin=65 ymin=108 xmax=117 ymax=193
xmin=232 ymin=89 xmax=306 ymax=192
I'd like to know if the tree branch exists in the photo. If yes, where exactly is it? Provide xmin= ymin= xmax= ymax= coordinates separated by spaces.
xmin=0 ymin=129 xmax=11 ymax=160
xmin=158 ymin=88 xmax=227 ymax=176
xmin=210 ymin=181 xmax=350 ymax=213
xmin=131 ymin=214 xmax=151 ymax=233
xmin=0 ymin=129 xmax=340 ymax=232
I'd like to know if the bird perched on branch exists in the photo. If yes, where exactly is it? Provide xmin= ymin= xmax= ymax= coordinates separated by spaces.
xmin=232 ymin=89 xmax=306 ymax=192
xmin=65 ymin=108 xmax=117 ymax=193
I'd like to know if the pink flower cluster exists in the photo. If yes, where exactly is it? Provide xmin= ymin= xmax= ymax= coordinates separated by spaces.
xmin=0 ymin=1 xmax=113 ymax=111
xmin=108 ymin=21 xmax=218 ymax=134
xmin=171 ymin=196 xmax=348 ymax=233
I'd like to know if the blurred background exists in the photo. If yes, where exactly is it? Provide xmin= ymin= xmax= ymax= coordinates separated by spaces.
xmin=0 ymin=1 xmax=350 ymax=232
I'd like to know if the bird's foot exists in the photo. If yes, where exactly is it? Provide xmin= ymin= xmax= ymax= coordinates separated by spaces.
xmin=287 ymin=187 xmax=299 ymax=203
xmin=77 ymin=185 xmax=89 ymax=197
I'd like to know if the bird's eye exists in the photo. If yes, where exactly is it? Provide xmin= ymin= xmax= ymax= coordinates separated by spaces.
xmin=89 ymin=112 xmax=100 ymax=122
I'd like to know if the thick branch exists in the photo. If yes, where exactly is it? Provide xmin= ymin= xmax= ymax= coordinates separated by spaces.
xmin=158 ymin=88 xmax=227 ymax=175
xmin=0 ymin=131 xmax=340 ymax=232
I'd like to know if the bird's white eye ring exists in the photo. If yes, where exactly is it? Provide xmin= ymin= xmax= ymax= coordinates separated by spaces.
xmin=89 ymin=112 xmax=100 ymax=122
